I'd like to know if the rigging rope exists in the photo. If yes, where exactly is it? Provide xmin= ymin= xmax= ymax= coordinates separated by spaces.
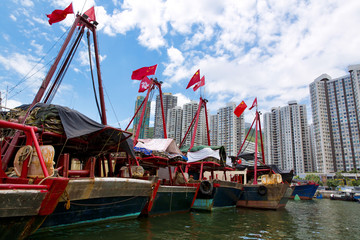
xmin=8 ymin=26 xmax=71 ymax=98
xmin=44 ymin=27 xmax=85 ymax=103
xmin=86 ymin=30 xmax=102 ymax=120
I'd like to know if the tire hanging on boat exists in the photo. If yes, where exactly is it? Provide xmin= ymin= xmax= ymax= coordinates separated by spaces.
xmin=258 ymin=185 xmax=267 ymax=196
xmin=199 ymin=180 xmax=213 ymax=195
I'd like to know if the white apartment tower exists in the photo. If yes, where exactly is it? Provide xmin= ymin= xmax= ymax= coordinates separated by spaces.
xmin=217 ymin=102 xmax=245 ymax=156
xmin=166 ymin=106 xmax=183 ymax=145
xmin=263 ymin=101 xmax=311 ymax=175
xmin=210 ymin=114 xmax=218 ymax=146
xmin=309 ymin=65 xmax=360 ymax=173
xmin=181 ymin=101 xmax=208 ymax=146
xmin=154 ymin=93 xmax=177 ymax=139
xmin=263 ymin=112 xmax=273 ymax=165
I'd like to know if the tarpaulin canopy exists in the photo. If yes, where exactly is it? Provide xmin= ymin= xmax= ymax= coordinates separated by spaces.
xmin=187 ymin=148 xmax=221 ymax=163
xmin=180 ymin=145 xmax=227 ymax=165
xmin=136 ymin=138 xmax=183 ymax=155
xmin=12 ymin=103 xmax=136 ymax=158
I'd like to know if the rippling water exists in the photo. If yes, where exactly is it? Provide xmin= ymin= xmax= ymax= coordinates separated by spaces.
xmin=29 ymin=199 xmax=360 ymax=240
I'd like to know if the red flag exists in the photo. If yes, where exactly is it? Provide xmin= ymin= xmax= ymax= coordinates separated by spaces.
xmin=84 ymin=6 xmax=96 ymax=22
xmin=46 ymin=3 xmax=74 ymax=25
xmin=186 ymin=69 xmax=200 ymax=89
xmin=249 ymin=97 xmax=257 ymax=110
xmin=131 ymin=64 xmax=157 ymax=80
xmin=234 ymin=101 xmax=247 ymax=117
xmin=193 ymin=76 xmax=205 ymax=91
xmin=138 ymin=77 xmax=152 ymax=92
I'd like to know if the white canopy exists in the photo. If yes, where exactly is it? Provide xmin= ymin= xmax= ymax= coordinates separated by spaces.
xmin=136 ymin=138 xmax=183 ymax=155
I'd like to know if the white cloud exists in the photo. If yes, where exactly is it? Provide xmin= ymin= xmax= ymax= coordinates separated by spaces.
xmin=32 ymin=16 xmax=48 ymax=26
xmin=78 ymin=47 xmax=107 ymax=66
xmin=0 ymin=52 xmax=45 ymax=95
xmin=2 ymin=34 xmax=10 ymax=42
xmin=150 ymin=100 xmax=155 ymax=117
xmin=20 ymin=0 xmax=33 ymax=7
xmin=10 ymin=14 xmax=17 ymax=21
xmin=173 ymin=93 xmax=190 ymax=108
xmin=4 ymin=99 xmax=22 ymax=109
xmin=30 ymin=40 xmax=44 ymax=56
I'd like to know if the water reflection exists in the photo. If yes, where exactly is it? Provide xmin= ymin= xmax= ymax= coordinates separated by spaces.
xmin=30 ymin=199 xmax=360 ymax=240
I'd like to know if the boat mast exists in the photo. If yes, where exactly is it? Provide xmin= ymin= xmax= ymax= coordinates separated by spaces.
xmin=179 ymin=97 xmax=210 ymax=149
xmin=127 ymin=79 xmax=167 ymax=144
xmin=1 ymin=14 xmax=106 ymax=170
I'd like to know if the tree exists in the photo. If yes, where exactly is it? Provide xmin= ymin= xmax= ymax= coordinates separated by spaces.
xmin=305 ymin=174 xmax=320 ymax=184
xmin=326 ymin=179 xmax=342 ymax=190
xmin=335 ymin=172 xmax=343 ymax=179
xmin=349 ymin=169 xmax=358 ymax=173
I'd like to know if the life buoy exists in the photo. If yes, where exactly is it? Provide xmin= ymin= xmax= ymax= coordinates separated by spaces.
xmin=258 ymin=185 xmax=267 ymax=196
xmin=199 ymin=180 xmax=213 ymax=195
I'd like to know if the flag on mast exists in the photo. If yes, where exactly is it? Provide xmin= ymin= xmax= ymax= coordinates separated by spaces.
xmin=83 ymin=6 xmax=96 ymax=22
xmin=193 ymin=76 xmax=205 ymax=91
xmin=234 ymin=101 xmax=247 ymax=117
xmin=131 ymin=64 xmax=157 ymax=80
xmin=138 ymin=77 xmax=151 ymax=92
xmin=46 ymin=3 xmax=74 ymax=25
xmin=186 ymin=69 xmax=201 ymax=89
xmin=249 ymin=97 xmax=257 ymax=110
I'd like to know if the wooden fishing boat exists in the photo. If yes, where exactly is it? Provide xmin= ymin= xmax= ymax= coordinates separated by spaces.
xmin=133 ymin=139 xmax=199 ymax=216
xmin=186 ymin=160 xmax=244 ymax=211
xmin=0 ymin=120 xmax=69 ymax=240
xmin=139 ymin=155 xmax=199 ymax=216
xmin=235 ymin=103 xmax=293 ymax=210
xmin=1 ymin=13 xmax=154 ymax=235
xmin=126 ymin=76 xmax=200 ymax=217
xmin=290 ymin=180 xmax=319 ymax=200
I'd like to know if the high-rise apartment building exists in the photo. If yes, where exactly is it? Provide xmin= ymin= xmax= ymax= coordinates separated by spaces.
xmin=309 ymin=65 xmax=360 ymax=173
xmin=308 ymin=124 xmax=317 ymax=172
xmin=181 ymin=101 xmax=208 ymax=146
xmin=132 ymin=96 xmax=151 ymax=139
xmin=166 ymin=106 xmax=183 ymax=145
xmin=216 ymin=102 xmax=245 ymax=156
xmin=263 ymin=101 xmax=311 ymax=175
xmin=154 ymin=93 xmax=177 ymax=139
xmin=210 ymin=114 xmax=218 ymax=146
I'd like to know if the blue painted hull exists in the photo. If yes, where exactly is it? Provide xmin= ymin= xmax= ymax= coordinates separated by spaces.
xmin=39 ymin=178 xmax=152 ymax=229
xmin=237 ymin=183 xmax=292 ymax=210
xmin=41 ymin=196 xmax=149 ymax=228
xmin=192 ymin=181 xmax=243 ymax=211
xmin=291 ymin=184 xmax=319 ymax=200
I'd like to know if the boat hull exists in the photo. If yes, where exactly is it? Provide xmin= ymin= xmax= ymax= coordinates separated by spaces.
xmin=145 ymin=185 xmax=198 ymax=216
xmin=40 ymin=177 xmax=152 ymax=229
xmin=290 ymin=184 xmax=319 ymax=200
xmin=0 ymin=177 xmax=69 ymax=240
xmin=192 ymin=180 xmax=243 ymax=211
xmin=0 ymin=189 xmax=47 ymax=240
xmin=237 ymin=183 xmax=292 ymax=210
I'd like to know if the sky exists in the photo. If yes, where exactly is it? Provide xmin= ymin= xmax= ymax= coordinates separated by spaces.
xmin=1 ymin=0 xmax=360 ymax=129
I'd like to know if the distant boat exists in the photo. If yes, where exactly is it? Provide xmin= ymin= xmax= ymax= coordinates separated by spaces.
xmin=290 ymin=180 xmax=319 ymax=200
xmin=330 ymin=186 xmax=360 ymax=202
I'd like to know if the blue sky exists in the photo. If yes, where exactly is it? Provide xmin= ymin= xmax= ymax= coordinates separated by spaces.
xmin=1 ymin=0 xmax=360 ymax=128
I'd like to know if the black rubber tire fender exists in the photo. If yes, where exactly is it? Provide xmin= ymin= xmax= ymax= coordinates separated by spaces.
xmin=258 ymin=185 xmax=267 ymax=196
xmin=199 ymin=180 xmax=213 ymax=195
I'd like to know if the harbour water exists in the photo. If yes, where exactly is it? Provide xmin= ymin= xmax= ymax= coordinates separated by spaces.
xmin=30 ymin=199 xmax=360 ymax=240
